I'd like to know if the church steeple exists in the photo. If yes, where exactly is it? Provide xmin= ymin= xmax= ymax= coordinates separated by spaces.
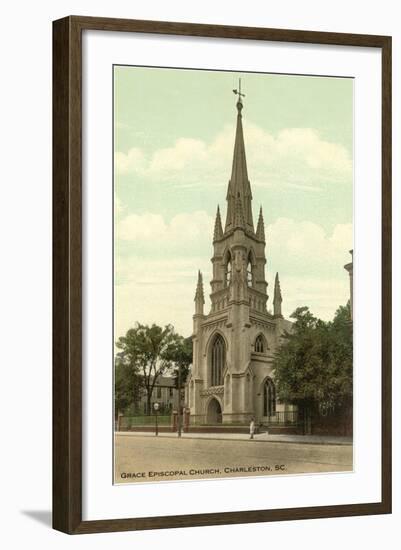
xmin=194 ymin=270 xmax=205 ymax=316
xmin=190 ymin=83 xmax=289 ymax=428
xmin=225 ymin=80 xmax=254 ymax=234
xmin=273 ymin=272 xmax=283 ymax=318
xmin=256 ymin=207 xmax=265 ymax=242
xmin=213 ymin=205 xmax=223 ymax=241
xmin=209 ymin=82 xmax=268 ymax=312
xmin=233 ymin=196 xmax=245 ymax=229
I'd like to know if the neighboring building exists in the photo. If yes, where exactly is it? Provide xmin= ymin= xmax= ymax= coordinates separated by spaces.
xmin=186 ymin=92 xmax=293 ymax=426
xmin=344 ymin=249 xmax=353 ymax=320
xmin=139 ymin=376 xmax=176 ymax=415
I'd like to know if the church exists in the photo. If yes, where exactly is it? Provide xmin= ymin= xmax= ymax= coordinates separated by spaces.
xmin=186 ymin=87 xmax=293 ymax=426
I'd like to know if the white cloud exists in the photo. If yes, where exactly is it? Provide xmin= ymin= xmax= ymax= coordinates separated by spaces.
xmin=266 ymin=218 xmax=352 ymax=320
xmin=115 ymin=256 xmax=212 ymax=338
xmin=267 ymin=217 xmax=353 ymax=273
xmin=277 ymin=275 xmax=350 ymax=322
xmin=115 ymin=122 xmax=352 ymax=189
xmin=115 ymin=211 xmax=353 ymax=336
xmin=115 ymin=148 xmax=146 ymax=175
xmin=116 ymin=255 xmax=210 ymax=286
xmin=117 ymin=210 xmax=214 ymax=249
xmin=149 ymin=138 xmax=207 ymax=173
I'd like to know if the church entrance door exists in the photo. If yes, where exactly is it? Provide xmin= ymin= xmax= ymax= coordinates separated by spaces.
xmin=207 ymin=398 xmax=222 ymax=424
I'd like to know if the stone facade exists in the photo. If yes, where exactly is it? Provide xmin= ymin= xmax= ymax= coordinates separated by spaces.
xmin=186 ymin=95 xmax=293 ymax=426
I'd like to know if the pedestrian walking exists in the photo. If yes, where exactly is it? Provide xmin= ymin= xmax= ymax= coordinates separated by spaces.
xmin=249 ymin=416 xmax=255 ymax=439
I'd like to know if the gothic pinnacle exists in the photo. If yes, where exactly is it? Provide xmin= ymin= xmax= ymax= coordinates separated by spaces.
xmin=194 ymin=270 xmax=205 ymax=316
xmin=256 ymin=206 xmax=265 ymax=242
xmin=213 ymin=205 xmax=223 ymax=241
xmin=273 ymin=272 xmax=283 ymax=318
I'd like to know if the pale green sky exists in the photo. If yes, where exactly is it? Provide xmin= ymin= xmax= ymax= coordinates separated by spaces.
xmin=114 ymin=65 xmax=353 ymax=339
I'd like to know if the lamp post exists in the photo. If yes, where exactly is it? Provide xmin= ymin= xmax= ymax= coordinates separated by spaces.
xmin=153 ymin=402 xmax=159 ymax=436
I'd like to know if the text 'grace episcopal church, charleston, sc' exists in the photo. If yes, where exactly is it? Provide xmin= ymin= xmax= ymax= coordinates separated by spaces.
xmin=186 ymin=84 xmax=294 ymax=426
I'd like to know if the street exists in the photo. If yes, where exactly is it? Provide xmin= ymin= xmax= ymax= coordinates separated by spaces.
xmin=114 ymin=433 xmax=353 ymax=483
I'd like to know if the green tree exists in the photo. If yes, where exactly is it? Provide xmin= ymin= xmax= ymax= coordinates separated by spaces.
xmin=114 ymin=355 xmax=143 ymax=417
xmin=170 ymin=336 xmax=193 ymax=388
xmin=116 ymin=323 xmax=191 ymax=415
xmin=273 ymin=303 xmax=352 ymax=417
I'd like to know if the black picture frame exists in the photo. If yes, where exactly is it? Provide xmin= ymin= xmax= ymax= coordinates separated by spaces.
xmin=53 ymin=15 xmax=392 ymax=534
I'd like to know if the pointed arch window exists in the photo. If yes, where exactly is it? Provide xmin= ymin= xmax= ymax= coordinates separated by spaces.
xmin=225 ymin=252 xmax=232 ymax=287
xmin=263 ymin=378 xmax=276 ymax=417
xmin=255 ymin=334 xmax=265 ymax=353
xmin=210 ymin=334 xmax=225 ymax=386
xmin=247 ymin=252 xmax=253 ymax=287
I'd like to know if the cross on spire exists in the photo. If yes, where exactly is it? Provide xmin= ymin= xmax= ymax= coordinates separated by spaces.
xmin=233 ymin=78 xmax=245 ymax=106
xmin=225 ymin=78 xmax=254 ymax=233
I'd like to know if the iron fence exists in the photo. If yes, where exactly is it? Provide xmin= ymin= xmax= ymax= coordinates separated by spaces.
xmin=118 ymin=415 xmax=171 ymax=430
xmin=261 ymin=411 xmax=299 ymax=425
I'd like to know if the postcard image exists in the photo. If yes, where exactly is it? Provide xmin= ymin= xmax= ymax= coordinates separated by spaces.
xmin=113 ymin=66 xmax=354 ymax=484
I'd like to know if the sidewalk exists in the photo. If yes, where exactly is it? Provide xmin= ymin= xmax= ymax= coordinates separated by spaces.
xmin=116 ymin=430 xmax=353 ymax=446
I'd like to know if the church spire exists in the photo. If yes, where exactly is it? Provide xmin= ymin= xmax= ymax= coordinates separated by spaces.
xmin=233 ymin=196 xmax=245 ymax=229
xmin=225 ymin=80 xmax=254 ymax=234
xmin=273 ymin=272 xmax=283 ymax=318
xmin=194 ymin=270 xmax=205 ymax=315
xmin=256 ymin=207 xmax=265 ymax=242
xmin=213 ymin=205 xmax=223 ymax=241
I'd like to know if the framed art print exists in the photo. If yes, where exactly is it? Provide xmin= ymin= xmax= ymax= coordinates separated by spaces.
xmin=53 ymin=16 xmax=391 ymax=534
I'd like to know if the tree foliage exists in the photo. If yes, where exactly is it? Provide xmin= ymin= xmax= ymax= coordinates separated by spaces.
xmin=114 ymin=356 xmax=143 ymax=416
xmin=170 ymin=336 xmax=193 ymax=388
xmin=273 ymin=304 xmax=352 ymax=412
xmin=116 ymin=323 xmax=192 ymax=414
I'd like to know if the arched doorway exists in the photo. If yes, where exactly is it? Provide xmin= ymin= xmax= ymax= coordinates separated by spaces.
xmin=207 ymin=398 xmax=222 ymax=424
